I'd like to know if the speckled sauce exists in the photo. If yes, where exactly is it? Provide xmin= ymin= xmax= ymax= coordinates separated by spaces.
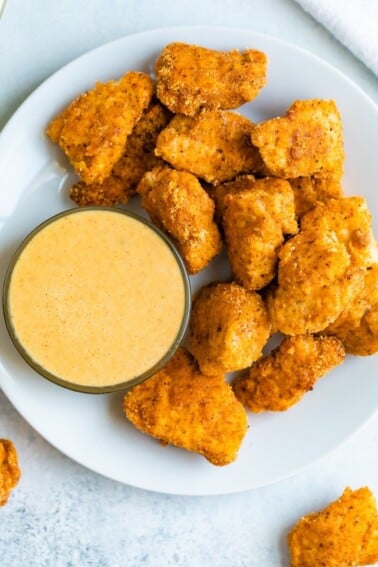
xmin=7 ymin=209 xmax=186 ymax=387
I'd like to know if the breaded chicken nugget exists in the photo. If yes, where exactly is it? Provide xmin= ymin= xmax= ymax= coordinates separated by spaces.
xmin=268 ymin=197 xmax=376 ymax=335
xmin=222 ymin=178 xmax=298 ymax=289
xmin=155 ymin=110 xmax=262 ymax=184
xmin=287 ymin=487 xmax=378 ymax=567
xmin=289 ymin=174 xmax=344 ymax=218
xmin=189 ymin=282 xmax=271 ymax=375
xmin=300 ymin=197 xmax=378 ymax=268
xmin=233 ymin=335 xmax=345 ymax=412
xmin=251 ymin=99 xmax=344 ymax=178
xmin=137 ymin=166 xmax=222 ymax=274
xmin=155 ymin=42 xmax=267 ymax=116
xmin=47 ymin=72 xmax=154 ymax=184
xmin=123 ymin=348 xmax=248 ymax=466
xmin=325 ymin=264 xmax=378 ymax=356
xmin=0 ymin=439 xmax=21 ymax=506
xmin=70 ymin=101 xmax=171 ymax=206
xmin=268 ymin=230 xmax=364 ymax=335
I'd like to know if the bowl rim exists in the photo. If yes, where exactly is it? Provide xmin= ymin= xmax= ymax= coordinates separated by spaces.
xmin=2 ymin=206 xmax=191 ymax=394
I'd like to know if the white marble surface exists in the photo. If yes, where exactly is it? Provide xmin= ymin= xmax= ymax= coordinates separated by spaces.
xmin=0 ymin=1 xmax=377 ymax=566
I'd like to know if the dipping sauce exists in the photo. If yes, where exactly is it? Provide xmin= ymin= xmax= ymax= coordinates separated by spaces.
xmin=4 ymin=208 xmax=190 ymax=392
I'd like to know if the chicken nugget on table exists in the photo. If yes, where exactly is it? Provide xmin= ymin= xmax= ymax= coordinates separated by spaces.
xmin=189 ymin=282 xmax=271 ymax=376
xmin=287 ymin=487 xmax=378 ymax=567
xmin=222 ymin=177 xmax=298 ymax=290
xmin=251 ymin=99 xmax=344 ymax=179
xmin=70 ymin=101 xmax=171 ymax=206
xmin=137 ymin=166 xmax=222 ymax=274
xmin=324 ymin=263 xmax=378 ymax=356
xmin=233 ymin=335 xmax=345 ymax=412
xmin=0 ymin=439 xmax=21 ymax=506
xmin=288 ymin=174 xmax=344 ymax=218
xmin=123 ymin=348 xmax=248 ymax=466
xmin=155 ymin=109 xmax=263 ymax=185
xmin=46 ymin=71 xmax=154 ymax=184
xmin=155 ymin=42 xmax=267 ymax=116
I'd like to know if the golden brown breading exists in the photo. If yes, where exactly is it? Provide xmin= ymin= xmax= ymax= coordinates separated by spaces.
xmin=325 ymin=264 xmax=378 ymax=356
xmin=69 ymin=101 xmax=170 ymax=206
xmin=267 ymin=231 xmax=364 ymax=336
xmin=233 ymin=335 xmax=345 ymax=412
xmin=209 ymin=174 xmax=256 ymax=224
xmin=46 ymin=72 xmax=154 ymax=184
xmin=155 ymin=42 xmax=267 ymax=116
xmin=222 ymin=178 xmax=298 ymax=289
xmin=251 ymin=99 xmax=344 ymax=178
xmin=289 ymin=174 xmax=344 ymax=218
xmin=123 ymin=348 xmax=248 ymax=466
xmin=155 ymin=110 xmax=262 ymax=184
xmin=189 ymin=282 xmax=271 ymax=375
xmin=137 ymin=166 xmax=222 ymax=274
xmin=267 ymin=197 xmax=376 ymax=335
xmin=0 ymin=439 xmax=21 ymax=506
xmin=287 ymin=487 xmax=378 ymax=567
xmin=300 ymin=197 xmax=378 ymax=268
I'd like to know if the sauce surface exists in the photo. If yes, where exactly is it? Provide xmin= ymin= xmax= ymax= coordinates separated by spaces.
xmin=7 ymin=210 xmax=186 ymax=388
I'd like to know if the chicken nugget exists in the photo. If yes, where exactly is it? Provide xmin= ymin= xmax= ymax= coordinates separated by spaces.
xmin=325 ymin=264 xmax=378 ymax=356
xmin=69 ymin=101 xmax=171 ymax=206
xmin=251 ymin=99 xmax=344 ymax=178
xmin=47 ymin=71 xmax=154 ymax=184
xmin=123 ymin=348 xmax=248 ymax=466
xmin=155 ymin=110 xmax=262 ymax=185
xmin=137 ymin=166 xmax=222 ymax=274
xmin=222 ymin=178 xmax=298 ymax=290
xmin=268 ymin=230 xmax=364 ymax=335
xmin=155 ymin=42 xmax=267 ymax=116
xmin=300 ymin=197 xmax=378 ymax=268
xmin=287 ymin=487 xmax=378 ymax=567
xmin=0 ymin=439 xmax=21 ymax=506
xmin=189 ymin=282 xmax=271 ymax=375
xmin=289 ymin=174 xmax=344 ymax=218
xmin=233 ymin=335 xmax=345 ymax=412
xmin=268 ymin=197 xmax=376 ymax=335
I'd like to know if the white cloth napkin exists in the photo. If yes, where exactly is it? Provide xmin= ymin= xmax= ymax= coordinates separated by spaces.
xmin=295 ymin=0 xmax=378 ymax=76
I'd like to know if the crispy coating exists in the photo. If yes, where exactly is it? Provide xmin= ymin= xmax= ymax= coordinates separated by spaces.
xmin=268 ymin=197 xmax=376 ymax=335
xmin=70 ymin=101 xmax=171 ymax=206
xmin=209 ymin=174 xmax=256 ymax=224
xmin=189 ymin=282 xmax=271 ymax=375
xmin=300 ymin=197 xmax=378 ymax=268
xmin=155 ymin=110 xmax=262 ymax=184
xmin=155 ymin=42 xmax=267 ymax=116
xmin=137 ymin=166 xmax=222 ymax=274
xmin=251 ymin=99 xmax=344 ymax=178
xmin=0 ymin=439 xmax=21 ymax=506
xmin=123 ymin=348 xmax=248 ymax=466
xmin=222 ymin=178 xmax=298 ymax=289
xmin=233 ymin=335 xmax=345 ymax=412
xmin=46 ymin=72 xmax=154 ymax=184
xmin=287 ymin=487 xmax=378 ymax=567
xmin=289 ymin=174 xmax=344 ymax=218
xmin=325 ymin=264 xmax=378 ymax=355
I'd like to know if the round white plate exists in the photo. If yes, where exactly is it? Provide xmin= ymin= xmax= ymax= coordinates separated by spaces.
xmin=0 ymin=27 xmax=377 ymax=496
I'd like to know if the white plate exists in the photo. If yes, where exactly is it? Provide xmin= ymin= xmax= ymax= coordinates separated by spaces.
xmin=0 ymin=27 xmax=377 ymax=496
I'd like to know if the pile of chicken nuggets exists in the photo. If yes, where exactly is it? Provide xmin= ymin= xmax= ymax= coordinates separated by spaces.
xmin=46 ymin=42 xmax=378 ymax=470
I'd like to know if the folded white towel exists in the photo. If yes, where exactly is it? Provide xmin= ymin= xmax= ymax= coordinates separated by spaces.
xmin=295 ymin=0 xmax=378 ymax=76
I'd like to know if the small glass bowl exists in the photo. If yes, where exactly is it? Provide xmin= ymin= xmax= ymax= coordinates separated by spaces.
xmin=2 ymin=207 xmax=191 ymax=394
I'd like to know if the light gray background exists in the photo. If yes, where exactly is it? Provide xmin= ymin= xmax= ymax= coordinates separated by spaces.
xmin=1 ymin=1 xmax=377 ymax=566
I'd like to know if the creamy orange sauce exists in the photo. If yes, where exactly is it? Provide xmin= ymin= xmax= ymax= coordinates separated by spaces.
xmin=7 ymin=210 xmax=186 ymax=388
